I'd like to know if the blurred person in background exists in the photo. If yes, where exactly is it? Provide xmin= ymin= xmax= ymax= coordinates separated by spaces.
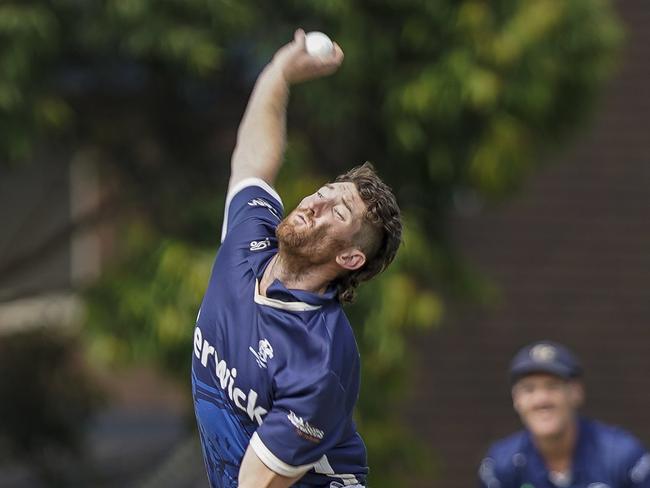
xmin=479 ymin=340 xmax=650 ymax=488
xmin=191 ymin=29 xmax=402 ymax=488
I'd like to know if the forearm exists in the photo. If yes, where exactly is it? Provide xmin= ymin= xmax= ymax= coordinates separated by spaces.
xmin=238 ymin=443 xmax=304 ymax=488
xmin=229 ymin=63 xmax=289 ymax=189
xmin=227 ymin=29 xmax=343 ymax=193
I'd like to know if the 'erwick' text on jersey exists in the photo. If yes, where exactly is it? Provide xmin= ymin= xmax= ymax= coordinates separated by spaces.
xmin=194 ymin=326 xmax=267 ymax=425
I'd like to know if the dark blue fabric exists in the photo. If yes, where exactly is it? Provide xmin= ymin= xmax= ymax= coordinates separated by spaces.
xmin=192 ymin=183 xmax=367 ymax=487
xmin=479 ymin=417 xmax=650 ymax=488
xmin=510 ymin=341 xmax=582 ymax=383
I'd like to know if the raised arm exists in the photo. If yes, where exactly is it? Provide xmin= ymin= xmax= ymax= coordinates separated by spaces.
xmin=228 ymin=29 xmax=344 ymax=194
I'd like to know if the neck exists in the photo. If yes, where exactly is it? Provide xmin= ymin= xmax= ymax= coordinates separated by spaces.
xmin=535 ymin=419 xmax=578 ymax=472
xmin=260 ymin=252 xmax=337 ymax=296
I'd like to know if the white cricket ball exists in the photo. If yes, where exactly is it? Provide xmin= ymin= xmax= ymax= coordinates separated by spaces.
xmin=305 ymin=31 xmax=334 ymax=58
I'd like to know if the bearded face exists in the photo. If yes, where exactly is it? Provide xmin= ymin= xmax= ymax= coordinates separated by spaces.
xmin=276 ymin=208 xmax=348 ymax=266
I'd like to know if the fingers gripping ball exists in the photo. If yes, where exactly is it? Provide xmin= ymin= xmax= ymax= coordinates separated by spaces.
xmin=305 ymin=31 xmax=334 ymax=59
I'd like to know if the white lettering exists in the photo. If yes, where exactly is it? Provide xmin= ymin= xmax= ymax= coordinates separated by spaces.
xmin=194 ymin=326 xmax=267 ymax=426
xmin=287 ymin=410 xmax=324 ymax=440
xmin=227 ymin=368 xmax=237 ymax=400
xmin=247 ymin=390 xmax=268 ymax=425
xmin=247 ymin=389 xmax=258 ymax=420
xmin=193 ymin=327 xmax=203 ymax=359
xmin=247 ymin=198 xmax=280 ymax=218
xmin=233 ymin=387 xmax=246 ymax=410
xmin=215 ymin=359 xmax=230 ymax=390
xmin=200 ymin=340 xmax=214 ymax=367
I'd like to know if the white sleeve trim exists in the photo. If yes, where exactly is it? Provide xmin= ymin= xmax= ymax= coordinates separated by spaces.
xmin=250 ymin=432 xmax=315 ymax=478
xmin=221 ymin=178 xmax=283 ymax=243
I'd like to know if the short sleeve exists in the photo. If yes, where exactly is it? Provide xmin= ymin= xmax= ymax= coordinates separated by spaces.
xmin=221 ymin=178 xmax=284 ymax=243
xmin=251 ymin=371 xmax=350 ymax=477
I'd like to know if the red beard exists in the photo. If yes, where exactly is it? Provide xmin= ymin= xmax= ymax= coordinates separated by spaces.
xmin=276 ymin=211 xmax=347 ymax=266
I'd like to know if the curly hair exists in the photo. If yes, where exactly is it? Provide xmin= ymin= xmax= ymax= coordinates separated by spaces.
xmin=332 ymin=162 xmax=402 ymax=304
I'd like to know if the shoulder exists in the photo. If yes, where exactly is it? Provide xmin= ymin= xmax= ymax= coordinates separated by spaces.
xmin=479 ymin=430 xmax=528 ymax=484
xmin=317 ymin=306 xmax=360 ymax=370
xmin=329 ymin=309 xmax=361 ymax=387
xmin=286 ymin=306 xmax=360 ymax=400
xmin=488 ymin=429 xmax=529 ymax=462
xmin=587 ymin=418 xmax=645 ymax=453
xmin=226 ymin=177 xmax=283 ymax=209
xmin=221 ymin=177 xmax=284 ymax=243
xmin=271 ymin=304 xmax=352 ymax=372
xmin=585 ymin=419 xmax=650 ymax=473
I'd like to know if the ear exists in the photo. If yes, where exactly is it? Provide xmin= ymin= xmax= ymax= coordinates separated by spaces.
xmin=335 ymin=248 xmax=366 ymax=271
xmin=512 ymin=388 xmax=521 ymax=413
xmin=568 ymin=381 xmax=585 ymax=408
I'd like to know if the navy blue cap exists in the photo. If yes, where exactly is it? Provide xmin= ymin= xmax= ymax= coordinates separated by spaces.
xmin=510 ymin=341 xmax=582 ymax=384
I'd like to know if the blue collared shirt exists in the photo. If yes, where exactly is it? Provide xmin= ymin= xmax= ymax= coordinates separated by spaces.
xmin=192 ymin=179 xmax=367 ymax=488
xmin=479 ymin=417 xmax=650 ymax=488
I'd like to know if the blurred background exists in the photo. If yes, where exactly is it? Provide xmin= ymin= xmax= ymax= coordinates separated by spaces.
xmin=0 ymin=0 xmax=647 ymax=487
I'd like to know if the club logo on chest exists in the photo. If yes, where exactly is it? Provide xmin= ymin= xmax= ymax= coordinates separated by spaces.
xmin=250 ymin=339 xmax=274 ymax=369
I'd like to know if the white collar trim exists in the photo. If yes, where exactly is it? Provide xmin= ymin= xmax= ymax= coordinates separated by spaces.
xmin=254 ymin=280 xmax=321 ymax=312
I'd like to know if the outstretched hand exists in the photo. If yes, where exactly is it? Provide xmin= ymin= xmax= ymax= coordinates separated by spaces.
xmin=271 ymin=29 xmax=344 ymax=85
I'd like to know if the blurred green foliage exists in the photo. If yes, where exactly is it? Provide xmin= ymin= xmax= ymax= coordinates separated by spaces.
xmin=86 ymin=224 xmax=214 ymax=375
xmin=1 ymin=0 xmax=622 ymax=485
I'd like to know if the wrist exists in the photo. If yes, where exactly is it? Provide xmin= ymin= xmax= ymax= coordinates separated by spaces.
xmin=265 ymin=59 xmax=291 ymax=86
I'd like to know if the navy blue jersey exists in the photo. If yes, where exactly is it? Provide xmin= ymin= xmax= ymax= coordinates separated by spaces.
xmin=479 ymin=417 xmax=650 ymax=488
xmin=192 ymin=179 xmax=368 ymax=488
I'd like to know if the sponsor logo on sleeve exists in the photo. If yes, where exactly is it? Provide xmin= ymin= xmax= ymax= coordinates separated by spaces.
xmin=287 ymin=410 xmax=324 ymax=443
xmin=249 ymin=238 xmax=271 ymax=251
xmin=248 ymin=198 xmax=280 ymax=218
xmin=249 ymin=339 xmax=274 ymax=369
